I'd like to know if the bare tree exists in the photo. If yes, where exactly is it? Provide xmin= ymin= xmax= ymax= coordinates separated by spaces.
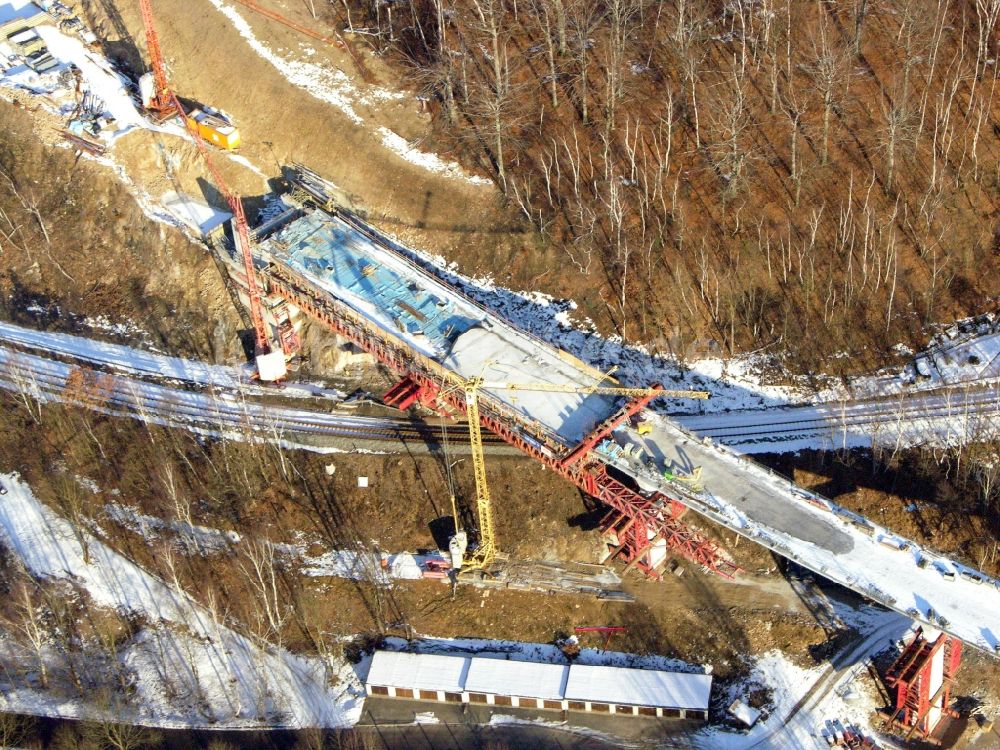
xmin=672 ymin=1 xmax=710 ymax=147
xmin=853 ymin=0 xmax=869 ymax=55
xmin=780 ymin=89 xmax=807 ymax=206
xmin=5 ymin=353 xmax=45 ymax=423
xmin=0 ymin=713 xmax=32 ymax=749
xmin=877 ymin=96 xmax=916 ymax=191
xmin=239 ymin=540 xmax=290 ymax=646
xmin=12 ymin=583 xmax=49 ymax=689
xmin=973 ymin=0 xmax=1000 ymax=86
xmin=602 ymin=0 xmax=642 ymax=134
xmin=804 ymin=10 xmax=851 ymax=164
xmin=530 ymin=0 xmax=561 ymax=108
xmin=83 ymin=713 xmax=163 ymax=750
xmin=567 ymin=0 xmax=604 ymax=125
xmin=469 ymin=0 xmax=517 ymax=187
xmin=51 ymin=474 xmax=91 ymax=565
xmin=706 ymin=68 xmax=754 ymax=199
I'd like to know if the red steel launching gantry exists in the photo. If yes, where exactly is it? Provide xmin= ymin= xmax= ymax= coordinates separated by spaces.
xmin=260 ymin=193 xmax=740 ymax=579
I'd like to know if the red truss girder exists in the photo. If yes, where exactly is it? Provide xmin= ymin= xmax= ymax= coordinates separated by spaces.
xmin=264 ymin=263 xmax=740 ymax=578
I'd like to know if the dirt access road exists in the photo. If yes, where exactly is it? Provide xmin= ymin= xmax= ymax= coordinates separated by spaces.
xmin=84 ymin=0 xmax=524 ymax=260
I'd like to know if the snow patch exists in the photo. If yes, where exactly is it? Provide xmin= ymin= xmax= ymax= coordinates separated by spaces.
xmin=206 ymin=0 xmax=401 ymax=126
xmin=378 ymin=127 xmax=492 ymax=186
xmin=0 ymin=473 xmax=364 ymax=728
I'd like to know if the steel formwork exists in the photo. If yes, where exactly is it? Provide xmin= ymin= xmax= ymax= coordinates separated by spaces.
xmin=261 ymin=219 xmax=740 ymax=579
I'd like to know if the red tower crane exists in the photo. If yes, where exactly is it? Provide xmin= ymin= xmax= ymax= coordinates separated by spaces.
xmin=174 ymin=102 xmax=290 ymax=380
xmin=138 ymin=0 xmax=241 ymax=148
xmin=137 ymin=0 xmax=291 ymax=378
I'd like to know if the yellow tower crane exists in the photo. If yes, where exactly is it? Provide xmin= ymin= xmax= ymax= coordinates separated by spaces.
xmin=446 ymin=377 xmax=710 ymax=576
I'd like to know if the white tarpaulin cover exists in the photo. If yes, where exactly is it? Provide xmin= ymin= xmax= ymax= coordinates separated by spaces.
xmin=564 ymin=663 xmax=712 ymax=710
xmin=464 ymin=658 xmax=568 ymax=701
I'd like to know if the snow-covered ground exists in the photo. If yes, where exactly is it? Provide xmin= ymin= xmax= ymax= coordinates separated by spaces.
xmin=697 ymin=604 xmax=910 ymax=749
xmin=0 ymin=473 xmax=365 ymax=727
xmin=104 ymin=502 xmax=242 ymax=555
xmin=34 ymin=25 xmax=146 ymax=136
xmin=160 ymin=191 xmax=232 ymax=235
xmin=205 ymin=0 xmax=402 ymax=127
xmin=0 ymin=319 xmax=343 ymax=400
xmin=103 ymin=502 xmax=444 ymax=584
xmin=378 ymin=127 xmax=492 ymax=186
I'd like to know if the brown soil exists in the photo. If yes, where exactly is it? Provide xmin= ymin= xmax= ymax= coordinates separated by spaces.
xmin=1 ymin=0 xmax=998 ymax=725
xmin=76 ymin=0 xmax=523 ymax=263
xmin=0 ymin=102 xmax=242 ymax=360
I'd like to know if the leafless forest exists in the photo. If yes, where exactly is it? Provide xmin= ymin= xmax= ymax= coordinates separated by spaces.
xmin=333 ymin=0 xmax=998 ymax=369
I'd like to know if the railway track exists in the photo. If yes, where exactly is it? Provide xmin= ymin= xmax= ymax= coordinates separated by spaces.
xmin=0 ymin=320 xmax=996 ymax=452
xmin=685 ymin=386 xmax=1000 ymax=442
xmin=0 ymin=345 xmax=511 ymax=451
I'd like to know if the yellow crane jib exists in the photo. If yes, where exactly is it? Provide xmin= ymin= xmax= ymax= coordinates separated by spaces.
xmin=479 ymin=381 xmax=711 ymax=400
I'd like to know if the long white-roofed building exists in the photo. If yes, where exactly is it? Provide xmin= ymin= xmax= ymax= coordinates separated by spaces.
xmin=364 ymin=649 xmax=711 ymax=720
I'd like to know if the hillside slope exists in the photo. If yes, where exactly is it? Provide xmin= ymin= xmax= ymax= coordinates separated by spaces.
xmin=335 ymin=0 xmax=999 ymax=371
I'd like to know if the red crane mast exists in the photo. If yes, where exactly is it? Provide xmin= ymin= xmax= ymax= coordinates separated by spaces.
xmin=138 ymin=0 xmax=174 ymax=114
xmin=172 ymin=94 xmax=276 ymax=370
xmin=138 ymin=0 xmax=280 ymax=376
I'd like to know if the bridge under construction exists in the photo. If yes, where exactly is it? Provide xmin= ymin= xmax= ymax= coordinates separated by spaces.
xmin=213 ymin=166 xmax=1000 ymax=656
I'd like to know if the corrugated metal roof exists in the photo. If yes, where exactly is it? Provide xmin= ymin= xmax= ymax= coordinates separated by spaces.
xmin=564 ymin=664 xmax=711 ymax=710
xmin=367 ymin=651 xmax=469 ymax=693
xmin=366 ymin=651 xmax=711 ymax=710
xmin=464 ymin=658 xmax=568 ymax=701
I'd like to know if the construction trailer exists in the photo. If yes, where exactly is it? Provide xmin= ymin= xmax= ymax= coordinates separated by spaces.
xmin=880 ymin=627 xmax=962 ymax=743
xmin=138 ymin=0 xmax=241 ymax=149
xmin=185 ymin=107 xmax=241 ymax=151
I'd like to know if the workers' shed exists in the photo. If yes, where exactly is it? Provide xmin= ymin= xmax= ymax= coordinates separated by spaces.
xmin=0 ymin=2 xmax=46 ymax=40
xmin=365 ymin=651 xmax=468 ymax=702
xmin=464 ymin=658 xmax=569 ymax=710
xmin=564 ymin=663 xmax=712 ymax=719
xmin=364 ymin=650 xmax=712 ymax=721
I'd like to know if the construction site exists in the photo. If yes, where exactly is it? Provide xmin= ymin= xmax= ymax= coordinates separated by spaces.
xmin=0 ymin=0 xmax=998 ymax=748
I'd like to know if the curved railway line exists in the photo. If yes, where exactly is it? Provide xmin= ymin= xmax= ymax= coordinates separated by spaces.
xmin=0 ymin=331 xmax=996 ymax=451
xmin=685 ymin=385 xmax=1000 ymax=443
xmin=0 ymin=344 xmax=512 ymax=451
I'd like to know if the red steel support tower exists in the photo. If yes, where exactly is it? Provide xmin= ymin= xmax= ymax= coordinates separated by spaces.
xmin=262 ymin=207 xmax=741 ymax=579
xmin=882 ymin=627 xmax=962 ymax=743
